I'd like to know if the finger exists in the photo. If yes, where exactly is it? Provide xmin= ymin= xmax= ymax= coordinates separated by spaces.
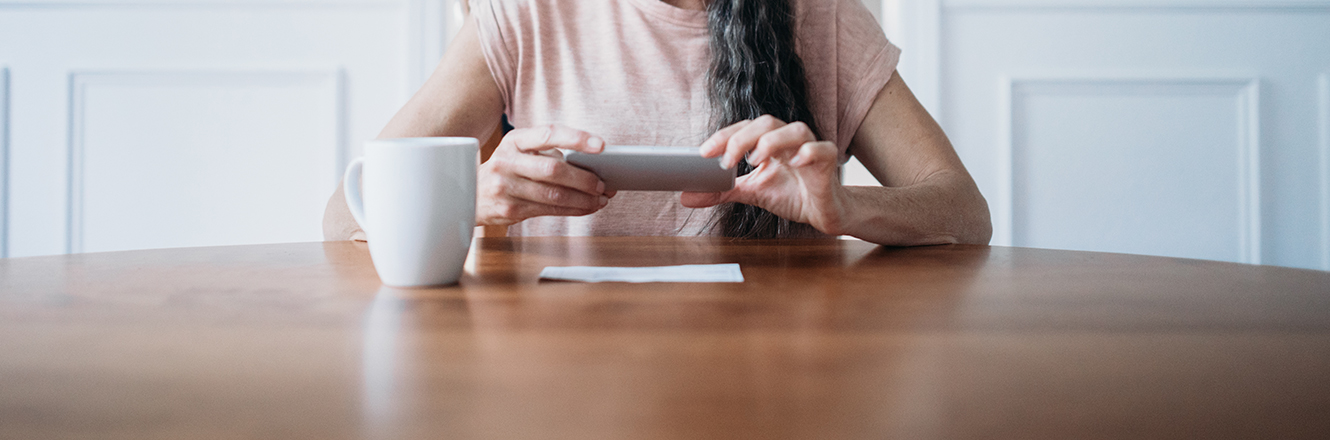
xmin=536 ymin=148 xmax=564 ymax=159
xmin=505 ymin=177 xmax=610 ymax=211
xmin=699 ymin=120 xmax=754 ymax=158
xmin=721 ymin=115 xmax=787 ymax=170
xmin=789 ymin=141 xmax=839 ymax=168
xmin=500 ymin=154 xmax=606 ymax=196
xmin=503 ymin=125 xmax=606 ymax=154
xmin=748 ymin=121 xmax=818 ymax=166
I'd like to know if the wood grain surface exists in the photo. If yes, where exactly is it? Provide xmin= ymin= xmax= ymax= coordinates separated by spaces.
xmin=2 ymin=237 xmax=1329 ymax=439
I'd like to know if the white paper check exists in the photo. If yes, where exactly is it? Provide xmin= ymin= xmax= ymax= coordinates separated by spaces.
xmin=538 ymin=264 xmax=744 ymax=283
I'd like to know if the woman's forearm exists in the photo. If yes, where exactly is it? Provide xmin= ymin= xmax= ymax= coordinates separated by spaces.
xmin=837 ymin=170 xmax=992 ymax=246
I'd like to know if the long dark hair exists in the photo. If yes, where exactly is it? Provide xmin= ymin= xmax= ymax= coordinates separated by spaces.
xmin=706 ymin=0 xmax=822 ymax=238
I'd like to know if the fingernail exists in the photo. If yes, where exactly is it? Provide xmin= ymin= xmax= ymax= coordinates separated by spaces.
xmin=599 ymin=196 xmax=609 ymax=206
xmin=596 ymin=181 xmax=606 ymax=194
xmin=589 ymin=137 xmax=605 ymax=151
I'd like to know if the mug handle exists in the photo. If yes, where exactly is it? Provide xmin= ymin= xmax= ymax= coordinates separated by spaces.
xmin=343 ymin=158 xmax=368 ymax=230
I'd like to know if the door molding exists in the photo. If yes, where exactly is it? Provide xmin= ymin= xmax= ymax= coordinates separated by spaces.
xmin=997 ymin=73 xmax=1262 ymax=264
xmin=1320 ymin=73 xmax=1330 ymax=270
xmin=899 ymin=0 xmax=1330 ymax=121
xmin=65 ymin=69 xmax=345 ymax=254
xmin=0 ymin=0 xmax=451 ymax=113
xmin=1 ymin=66 xmax=9 ymax=258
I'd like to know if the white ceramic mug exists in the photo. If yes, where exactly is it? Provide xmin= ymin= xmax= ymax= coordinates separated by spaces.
xmin=343 ymin=137 xmax=478 ymax=287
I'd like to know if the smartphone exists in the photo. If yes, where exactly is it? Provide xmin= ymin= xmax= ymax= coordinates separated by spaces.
xmin=562 ymin=146 xmax=737 ymax=192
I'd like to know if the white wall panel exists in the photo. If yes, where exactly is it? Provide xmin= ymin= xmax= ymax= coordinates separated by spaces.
xmin=930 ymin=1 xmax=1330 ymax=268
xmin=0 ymin=0 xmax=456 ymax=256
xmin=1320 ymin=73 xmax=1329 ymax=270
xmin=6 ymin=0 xmax=1319 ymax=266
xmin=1003 ymin=77 xmax=1260 ymax=264
xmin=1 ymin=66 xmax=8 ymax=258
xmin=69 ymin=71 xmax=342 ymax=253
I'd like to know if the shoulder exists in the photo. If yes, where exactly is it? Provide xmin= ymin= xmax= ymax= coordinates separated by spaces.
xmin=468 ymin=0 xmax=546 ymax=50
xmin=793 ymin=0 xmax=885 ymax=36
xmin=471 ymin=0 xmax=617 ymax=36
xmin=792 ymin=0 xmax=893 ymax=66
xmin=791 ymin=0 xmax=900 ymax=152
xmin=471 ymin=0 xmax=607 ymax=18
xmin=468 ymin=0 xmax=546 ymax=27
xmin=793 ymin=0 xmax=878 ymax=16
xmin=791 ymin=0 xmax=894 ymax=74
xmin=470 ymin=0 xmax=536 ymax=11
xmin=469 ymin=0 xmax=534 ymax=19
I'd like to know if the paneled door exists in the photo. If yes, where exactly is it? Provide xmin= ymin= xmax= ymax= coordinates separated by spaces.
xmin=0 ymin=0 xmax=462 ymax=257
xmin=887 ymin=0 xmax=1330 ymax=270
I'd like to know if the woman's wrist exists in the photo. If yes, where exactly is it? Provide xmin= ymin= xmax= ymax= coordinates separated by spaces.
xmin=830 ymin=184 xmax=954 ymax=246
xmin=830 ymin=175 xmax=993 ymax=246
xmin=821 ymin=185 xmax=870 ymax=238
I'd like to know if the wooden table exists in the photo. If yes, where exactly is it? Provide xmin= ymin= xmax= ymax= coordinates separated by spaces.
xmin=2 ymin=237 xmax=1329 ymax=439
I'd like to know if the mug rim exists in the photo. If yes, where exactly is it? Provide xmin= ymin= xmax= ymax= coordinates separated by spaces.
xmin=367 ymin=137 xmax=479 ymax=148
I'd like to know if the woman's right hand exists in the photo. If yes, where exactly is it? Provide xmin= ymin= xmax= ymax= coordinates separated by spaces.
xmin=477 ymin=125 xmax=615 ymax=226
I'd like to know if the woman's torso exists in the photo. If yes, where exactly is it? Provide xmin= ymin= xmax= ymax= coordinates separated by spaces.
xmin=471 ymin=0 xmax=899 ymax=237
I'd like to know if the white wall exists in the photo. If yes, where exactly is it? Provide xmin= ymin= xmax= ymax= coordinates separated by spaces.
xmin=875 ymin=0 xmax=1330 ymax=270
xmin=0 ymin=0 xmax=874 ymax=259
xmin=4 ymin=0 xmax=1326 ymax=271
xmin=0 ymin=0 xmax=463 ymax=257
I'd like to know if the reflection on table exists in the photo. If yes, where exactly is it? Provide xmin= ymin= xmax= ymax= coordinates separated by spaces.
xmin=2 ymin=237 xmax=1328 ymax=439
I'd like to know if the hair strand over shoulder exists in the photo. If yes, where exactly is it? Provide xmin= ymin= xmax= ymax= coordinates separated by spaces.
xmin=706 ymin=0 xmax=822 ymax=239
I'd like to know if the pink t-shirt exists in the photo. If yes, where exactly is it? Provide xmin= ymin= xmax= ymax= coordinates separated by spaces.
xmin=471 ymin=0 xmax=900 ymax=237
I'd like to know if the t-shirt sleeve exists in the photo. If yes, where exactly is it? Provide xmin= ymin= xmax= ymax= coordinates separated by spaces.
xmin=833 ymin=0 xmax=901 ymax=161
xmin=469 ymin=0 xmax=524 ymax=113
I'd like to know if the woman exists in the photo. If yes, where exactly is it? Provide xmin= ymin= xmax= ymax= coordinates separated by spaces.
xmin=325 ymin=0 xmax=992 ymax=245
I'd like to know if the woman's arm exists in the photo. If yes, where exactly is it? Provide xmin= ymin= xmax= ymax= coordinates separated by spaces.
xmin=323 ymin=17 xmax=502 ymax=240
xmin=323 ymin=17 xmax=612 ymax=240
xmin=377 ymin=21 xmax=503 ymax=140
xmin=838 ymin=70 xmax=992 ymax=245
xmin=683 ymin=71 xmax=992 ymax=245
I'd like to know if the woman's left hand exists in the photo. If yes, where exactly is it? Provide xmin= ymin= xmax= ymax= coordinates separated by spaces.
xmin=681 ymin=115 xmax=850 ymax=235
